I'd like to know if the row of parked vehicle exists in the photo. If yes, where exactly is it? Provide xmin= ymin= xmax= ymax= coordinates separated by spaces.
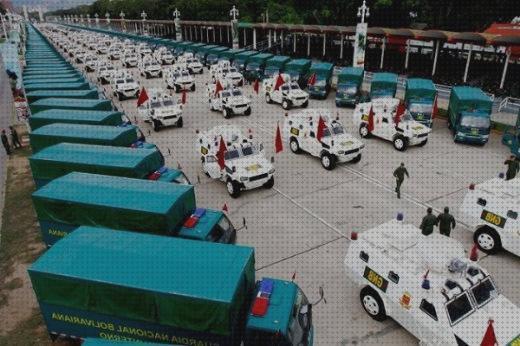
xmin=24 ymin=23 xmax=317 ymax=345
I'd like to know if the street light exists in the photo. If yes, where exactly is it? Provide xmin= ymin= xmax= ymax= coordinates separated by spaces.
xmin=120 ymin=11 xmax=125 ymax=20
xmin=357 ymin=0 xmax=370 ymax=23
xmin=94 ymin=13 xmax=99 ymax=24
xmin=120 ymin=11 xmax=126 ymax=32
xmin=229 ymin=5 xmax=239 ymax=21
xmin=105 ymin=12 xmax=110 ymax=24
xmin=141 ymin=11 xmax=147 ymax=21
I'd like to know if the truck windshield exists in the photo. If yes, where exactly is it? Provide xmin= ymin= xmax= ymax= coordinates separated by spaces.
xmin=225 ymin=149 xmax=240 ymax=160
xmin=471 ymin=277 xmax=497 ymax=307
xmin=231 ymin=90 xmax=242 ymax=97
xmin=173 ymin=172 xmax=190 ymax=185
xmin=338 ymin=84 xmax=357 ymax=95
xmin=206 ymin=215 xmax=236 ymax=243
xmin=246 ymin=63 xmax=260 ymax=71
xmin=409 ymin=103 xmax=433 ymax=115
xmin=287 ymin=289 xmax=312 ymax=346
xmin=460 ymin=115 xmax=490 ymax=129
xmin=446 ymin=292 xmax=474 ymax=325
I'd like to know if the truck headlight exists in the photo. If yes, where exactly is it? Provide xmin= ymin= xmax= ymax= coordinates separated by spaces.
xmin=240 ymin=176 xmax=248 ymax=182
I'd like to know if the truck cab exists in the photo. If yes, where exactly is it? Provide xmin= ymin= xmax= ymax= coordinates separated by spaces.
xmin=263 ymin=55 xmax=291 ymax=80
xmin=369 ymin=72 xmax=398 ymax=100
xmin=405 ymin=78 xmax=437 ymax=127
xmin=197 ymin=125 xmax=274 ymax=197
xmin=284 ymin=59 xmax=312 ymax=88
xmin=307 ymin=62 xmax=334 ymax=99
xmin=232 ymin=50 xmax=259 ymax=73
xmin=138 ymin=88 xmax=184 ymax=131
xmin=335 ymin=67 xmax=364 ymax=107
xmin=345 ymin=218 xmax=520 ymax=346
xmin=208 ymin=85 xmax=252 ymax=118
xmin=206 ymin=46 xmax=230 ymax=67
xmin=460 ymin=178 xmax=520 ymax=256
xmin=448 ymin=87 xmax=492 ymax=145
xmin=244 ymin=53 xmax=274 ymax=81
xmin=502 ymin=110 xmax=520 ymax=157
xmin=164 ymin=67 xmax=195 ymax=92
xmin=354 ymin=98 xmax=431 ymax=151
xmin=284 ymin=109 xmax=364 ymax=170
xmin=178 ymin=208 xmax=237 ymax=244
xmin=263 ymin=73 xmax=309 ymax=110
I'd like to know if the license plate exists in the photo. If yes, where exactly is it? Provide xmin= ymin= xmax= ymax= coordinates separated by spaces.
xmin=290 ymin=127 xmax=300 ymax=136
xmin=361 ymin=114 xmax=368 ymax=121
xmin=363 ymin=266 xmax=389 ymax=292
xmin=481 ymin=210 xmax=506 ymax=228
xmin=417 ymin=114 xmax=424 ymax=120
xmin=200 ymin=147 xmax=208 ymax=155
xmin=471 ymin=128 xmax=479 ymax=135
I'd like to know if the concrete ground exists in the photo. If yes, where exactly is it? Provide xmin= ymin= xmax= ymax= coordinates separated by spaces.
xmin=62 ymin=49 xmax=519 ymax=345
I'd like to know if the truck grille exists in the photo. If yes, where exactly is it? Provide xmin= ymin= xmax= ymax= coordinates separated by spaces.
xmin=417 ymin=133 xmax=428 ymax=138
xmin=235 ymin=104 xmax=248 ymax=108
xmin=344 ymin=148 xmax=360 ymax=155
xmin=249 ymin=173 xmax=268 ymax=182
xmin=163 ymin=115 xmax=178 ymax=120
xmin=296 ymin=97 xmax=306 ymax=101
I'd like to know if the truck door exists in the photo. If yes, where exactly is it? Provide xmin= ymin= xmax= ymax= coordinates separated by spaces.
xmin=204 ymin=155 xmax=222 ymax=179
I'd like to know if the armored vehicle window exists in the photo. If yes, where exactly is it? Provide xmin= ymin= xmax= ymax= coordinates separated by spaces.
xmin=359 ymin=251 xmax=369 ymax=262
xmin=420 ymin=299 xmax=438 ymax=321
xmin=225 ymin=149 xmax=240 ymax=160
xmin=477 ymin=198 xmax=487 ymax=206
xmin=446 ymin=292 xmax=474 ymax=325
xmin=507 ymin=210 xmax=518 ymax=219
xmin=470 ymin=277 xmax=496 ymax=307
xmin=387 ymin=271 xmax=399 ymax=284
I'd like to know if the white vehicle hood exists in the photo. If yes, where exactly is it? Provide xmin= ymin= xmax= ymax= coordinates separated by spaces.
xmin=451 ymin=296 xmax=520 ymax=345
xmin=155 ymin=105 xmax=182 ymax=116
xmin=228 ymin=155 xmax=273 ymax=177
xmin=145 ymin=65 xmax=162 ymax=71
xmin=398 ymin=120 xmax=431 ymax=135
xmin=287 ymin=89 xmax=309 ymax=98
xmin=322 ymin=133 xmax=364 ymax=151
xmin=226 ymin=72 xmax=243 ymax=80
xmin=117 ymin=82 xmax=139 ymax=90
xmin=227 ymin=95 xmax=251 ymax=106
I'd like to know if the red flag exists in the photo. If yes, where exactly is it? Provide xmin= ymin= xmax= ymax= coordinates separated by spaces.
xmin=214 ymin=80 xmax=224 ymax=96
xmin=307 ymin=73 xmax=317 ymax=86
xmin=275 ymin=122 xmax=283 ymax=153
xmin=481 ymin=319 xmax=498 ymax=346
xmin=181 ymin=89 xmax=187 ymax=104
xmin=274 ymin=73 xmax=285 ymax=90
xmin=432 ymin=95 xmax=438 ymax=119
xmin=222 ymin=203 xmax=229 ymax=212
xmin=216 ymin=136 xmax=227 ymax=170
xmin=367 ymin=107 xmax=375 ymax=132
xmin=137 ymin=87 xmax=149 ymax=107
xmin=316 ymin=116 xmax=326 ymax=142
xmin=394 ymin=102 xmax=406 ymax=125
xmin=253 ymin=79 xmax=259 ymax=94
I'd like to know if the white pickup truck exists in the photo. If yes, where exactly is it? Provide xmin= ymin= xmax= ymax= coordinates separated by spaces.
xmin=108 ymin=46 xmax=122 ymax=60
xmin=83 ymin=55 xmax=99 ymax=72
xmin=263 ymin=73 xmax=309 ymax=110
xmin=138 ymin=89 xmax=184 ymax=131
xmin=197 ymin=125 xmax=275 ymax=197
xmin=207 ymin=83 xmax=252 ymax=118
xmin=164 ymin=68 xmax=195 ymax=93
xmin=111 ymin=74 xmax=140 ymax=101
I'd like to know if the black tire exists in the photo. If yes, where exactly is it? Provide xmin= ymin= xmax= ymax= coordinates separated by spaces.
xmin=360 ymin=286 xmax=387 ymax=322
xmin=474 ymin=226 xmax=502 ymax=254
xmin=263 ymin=177 xmax=274 ymax=189
xmin=191 ymin=84 xmax=196 ymax=92
xmin=417 ymin=138 xmax=428 ymax=147
xmin=359 ymin=124 xmax=370 ymax=138
xmin=289 ymin=138 xmax=301 ymax=154
xmin=227 ymin=180 xmax=241 ymax=198
xmin=244 ymin=107 xmax=251 ymax=116
xmin=350 ymin=154 xmax=362 ymax=163
xmin=393 ymin=135 xmax=408 ymax=151
xmin=321 ymin=152 xmax=336 ymax=170
xmin=223 ymin=108 xmax=231 ymax=119
xmin=265 ymin=93 xmax=272 ymax=104
xmin=118 ymin=93 xmax=124 ymax=101
xmin=153 ymin=120 xmax=161 ymax=132
xmin=174 ymin=85 xmax=180 ymax=93
xmin=177 ymin=117 xmax=183 ymax=128
xmin=302 ymin=100 xmax=309 ymax=108
xmin=282 ymin=99 xmax=290 ymax=110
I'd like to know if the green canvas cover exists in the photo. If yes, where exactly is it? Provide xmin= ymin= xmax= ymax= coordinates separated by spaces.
xmin=24 ymin=82 xmax=91 ymax=92
xmin=207 ymin=46 xmax=229 ymax=54
xmin=26 ymin=89 xmax=99 ymax=103
xmin=218 ymin=48 xmax=245 ymax=60
xmin=29 ymin=98 xmax=113 ymax=114
xmin=197 ymin=44 xmax=219 ymax=54
xmin=24 ymin=77 xmax=85 ymax=85
xmin=234 ymin=50 xmax=259 ymax=62
xmin=309 ymin=62 xmax=334 ymax=78
xmin=28 ymin=227 xmax=255 ymax=336
xmin=370 ymin=72 xmax=398 ymax=95
xmin=337 ymin=67 xmax=364 ymax=86
xmin=248 ymin=53 xmax=274 ymax=65
xmin=285 ymin=59 xmax=312 ymax=73
xmin=23 ymin=67 xmax=75 ymax=74
xmin=405 ymin=78 xmax=436 ymax=102
xmin=185 ymin=42 xmax=207 ymax=53
xmin=30 ymin=143 xmax=163 ymax=181
xmin=29 ymin=109 xmax=123 ymax=130
xmin=23 ymin=72 xmax=82 ymax=80
xmin=29 ymin=124 xmax=137 ymax=152
xmin=449 ymin=86 xmax=493 ymax=115
xmin=265 ymin=56 xmax=291 ymax=68
xmin=32 ymin=173 xmax=196 ymax=234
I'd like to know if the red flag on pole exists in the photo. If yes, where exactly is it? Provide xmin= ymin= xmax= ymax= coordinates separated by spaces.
xmin=307 ymin=73 xmax=317 ymax=86
xmin=367 ymin=107 xmax=375 ymax=132
xmin=214 ymin=80 xmax=224 ymax=96
xmin=216 ymin=136 xmax=227 ymax=170
xmin=222 ymin=203 xmax=229 ymax=212
xmin=137 ymin=87 xmax=149 ymax=107
xmin=394 ymin=102 xmax=406 ymax=125
xmin=275 ymin=122 xmax=283 ymax=153
xmin=432 ymin=95 xmax=438 ymax=119
xmin=316 ymin=116 xmax=327 ymax=142
xmin=274 ymin=73 xmax=285 ymax=90
xmin=253 ymin=79 xmax=259 ymax=94
xmin=481 ymin=319 xmax=498 ymax=346
xmin=181 ymin=89 xmax=187 ymax=104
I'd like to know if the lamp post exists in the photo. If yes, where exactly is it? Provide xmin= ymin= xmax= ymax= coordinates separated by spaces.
xmin=141 ymin=11 xmax=147 ymax=35
xmin=353 ymin=0 xmax=369 ymax=68
xmin=86 ymin=14 xmax=90 ymax=26
xmin=120 ymin=11 xmax=126 ymax=32
xmin=105 ymin=12 xmax=110 ymax=29
xmin=173 ymin=8 xmax=182 ymax=41
xmin=230 ymin=5 xmax=239 ymax=49
xmin=79 ymin=14 xmax=83 ymax=24
xmin=94 ymin=13 xmax=99 ymax=27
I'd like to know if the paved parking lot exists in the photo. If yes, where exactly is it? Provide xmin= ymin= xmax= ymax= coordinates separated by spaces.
xmin=65 ymin=50 xmax=519 ymax=345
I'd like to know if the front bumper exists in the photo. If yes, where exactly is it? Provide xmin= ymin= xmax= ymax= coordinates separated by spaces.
xmin=240 ymin=173 xmax=273 ymax=190
xmin=409 ymin=134 xmax=430 ymax=145
xmin=119 ymin=89 xmax=139 ymax=97
xmin=335 ymin=95 xmax=357 ymax=106
xmin=125 ymin=61 xmax=138 ymax=67
xmin=177 ymin=81 xmax=194 ymax=90
xmin=189 ymin=65 xmax=203 ymax=73
xmin=335 ymin=146 xmax=364 ymax=162
xmin=308 ymin=87 xmax=328 ymax=98
xmin=146 ymin=70 xmax=162 ymax=77
xmin=454 ymin=132 xmax=489 ymax=144
xmin=157 ymin=114 xmax=182 ymax=127
xmin=290 ymin=97 xmax=309 ymax=107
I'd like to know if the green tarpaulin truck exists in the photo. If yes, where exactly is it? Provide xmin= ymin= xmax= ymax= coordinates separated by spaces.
xmin=24 ymin=76 xmax=86 ymax=85
xmin=218 ymin=48 xmax=246 ymax=63
xmin=24 ymin=81 xmax=91 ymax=92
xmin=193 ymin=44 xmax=219 ymax=65
xmin=205 ymin=46 xmax=230 ymax=67
xmin=183 ymin=42 xmax=207 ymax=55
xmin=404 ymin=78 xmax=437 ymax=127
xmin=502 ymin=109 xmax=520 ymax=157
xmin=23 ymin=72 xmax=82 ymax=80
xmin=244 ymin=53 xmax=274 ymax=81
xmin=29 ymin=98 xmax=114 ymax=114
xmin=29 ymin=227 xmax=314 ymax=345
xmin=448 ymin=86 xmax=492 ymax=144
xmin=335 ymin=67 xmax=364 ymax=107
xmin=307 ymin=62 xmax=334 ymax=99
xmin=26 ymin=89 xmax=100 ymax=103
xmin=263 ymin=55 xmax=291 ymax=79
xmin=369 ymin=72 xmax=398 ymax=99
xmin=284 ymin=59 xmax=312 ymax=87
xmin=232 ymin=50 xmax=259 ymax=73
xmin=32 ymin=172 xmax=236 ymax=246
xmin=29 ymin=143 xmax=189 ymax=188
xmin=28 ymin=109 xmax=124 ymax=131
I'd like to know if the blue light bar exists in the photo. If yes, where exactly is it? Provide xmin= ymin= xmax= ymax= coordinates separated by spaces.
xmin=259 ymin=278 xmax=274 ymax=296
xmin=193 ymin=208 xmax=206 ymax=218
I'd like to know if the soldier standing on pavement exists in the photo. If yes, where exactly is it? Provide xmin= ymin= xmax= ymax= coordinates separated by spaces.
xmin=420 ymin=207 xmax=438 ymax=236
xmin=437 ymin=207 xmax=456 ymax=237
xmin=504 ymin=155 xmax=519 ymax=181
xmin=393 ymin=162 xmax=409 ymax=199
xmin=9 ymin=126 xmax=22 ymax=149
xmin=1 ymin=129 xmax=11 ymax=156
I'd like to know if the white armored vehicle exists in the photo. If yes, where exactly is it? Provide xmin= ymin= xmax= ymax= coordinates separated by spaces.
xmin=111 ymin=72 xmax=140 ymax=101
xmin=164 ymin=68 xmax=195 ymax=93
xmin=263 ymin=73 xmax=309 ymax=110
xmin=207 ymin=82 xmax=252 ymax=118
xmin=138 ymin=88 xmax=184 ymax=131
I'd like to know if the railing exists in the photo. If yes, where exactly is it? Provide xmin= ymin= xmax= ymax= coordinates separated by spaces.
xmin=498 ymin=97 xmax=520 ymax=113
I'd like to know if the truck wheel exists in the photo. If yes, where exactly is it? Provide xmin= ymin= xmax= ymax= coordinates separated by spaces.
xmin=244 ymin=107 xmax=252 ymax=116
xmin=118 ymin=93 xmax=124 ymax=101
xmin=223 ymin=108 xmax=231 ymax=119
xmin=290 ymin=138 xmax=301 ymax=154
xmin=360 ymin=286 xmax=387 ymax=322
xmin=350 ymin=154 xmax=362 ymax=163
xmin=474 ymin=226 xmax=502 ymax=254
xmin=417 ymin=138 xmax=428 ymax=147
xmin=321 ymin=152 xmax=336 ymax=170
xmin=191 ymin=84 xmax=196 ymax=92
xmin=153 ymin=120 xmax=161 ymax=132
xmin=359 ymin=124 xmax=370 ymax=138
xmin=282 ymin=100 xmax=290 ymax=110
xmin=393 ymin=136 xmax=408 ymax=151
xmin=302 ymin=100 xmax=309 ymax=108
xmin=177 ymin=117 xmax=183 ymax=128
xmin=263 ymin=177 xmax=275 ymax=189
xmin=265 ymin=94 xmax=272 ymax=104
xmin=227 ymin=180 xmax=241 ymax=198
xmin=145 ymin=73 xmax=150 ymax=79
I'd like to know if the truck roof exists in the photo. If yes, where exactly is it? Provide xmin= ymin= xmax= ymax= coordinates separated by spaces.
xmin=29 ymin=109 xmax=123 ymax=130
xmin=29 ymin=143 xmax=164 ymax=181
xmin=235 ymin=50 xmax=259 ymax=59
xmin=32 ymin=172 xmax=195 ymax=232
xmin=26 ymin=89 xmax=99 ymax=102
xmin=24 ymin=77 xmax=85 ymax=85
xmin=310 ymin=62 xmax=334 ymax=72
xmin=24 ymin=81 xmax=90 ymax=92
xmin=452 ymin=86 xmax=491 ymax=103
xmin=208 ymin=46 xmax=229 ymax=53
xmin=338 ymin=66 xmax=364 ymax=77
xmin=249 ymin=53 xmax=274 ymax=62
xmin=266 ymin=55 xmax=291 ymax=66
xmin=29 ymin=226 xmax=255 ymax=335
xmin=406 ymin=78 xmax=435 ymax=91
xmin=178 ymin=208 xmax=223 ymax=240
xmin=29 ymin=97 xmax=113 ymax=113
xmin=372 ymin=72 xmax=398 ymax=83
